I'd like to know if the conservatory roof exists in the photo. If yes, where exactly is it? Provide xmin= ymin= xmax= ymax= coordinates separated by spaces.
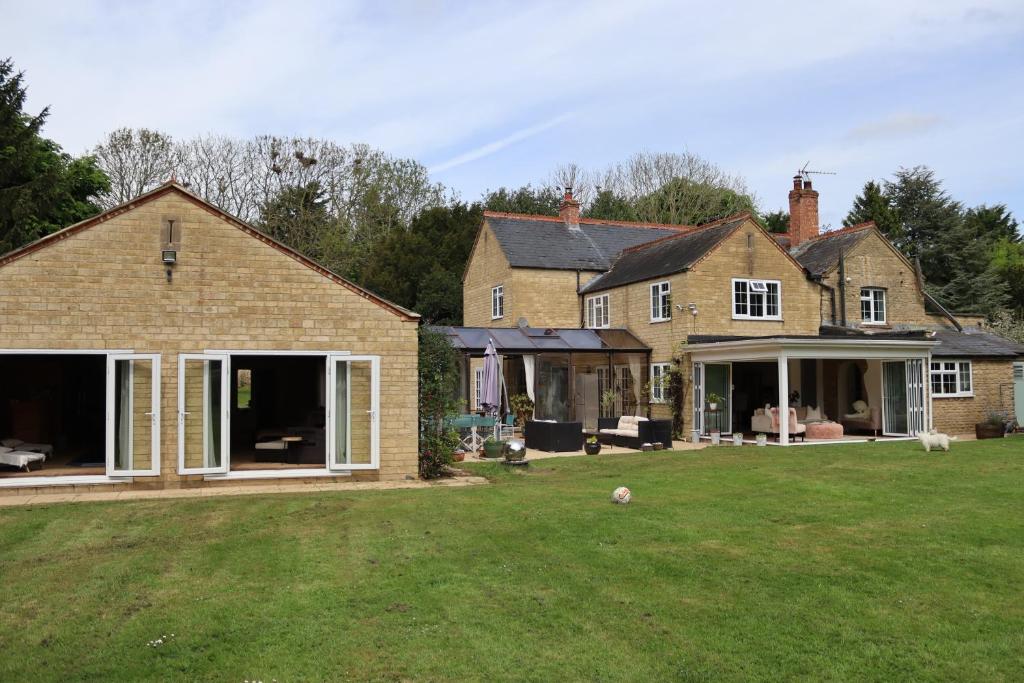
xmin=429 ymin=326 xmax=650 ymax=354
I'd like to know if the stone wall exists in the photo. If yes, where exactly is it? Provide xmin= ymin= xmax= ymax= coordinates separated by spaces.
xmin=0 ymin=188 xmax=419 ymax=495
xmin=932 ymin=359 xmax=1016 ymax=435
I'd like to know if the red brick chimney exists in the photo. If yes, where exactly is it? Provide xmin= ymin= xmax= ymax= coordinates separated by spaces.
xmin=788 ymin=175 xmax=819 ymax=247
xmin=559 ymin=187 xmax=581 ymax=230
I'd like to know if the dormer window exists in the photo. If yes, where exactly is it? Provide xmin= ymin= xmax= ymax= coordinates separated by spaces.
xmin=733 ymin=279 xmax=781 ymax=320
xmin=860 ymin=288 xmax=886 ymax=324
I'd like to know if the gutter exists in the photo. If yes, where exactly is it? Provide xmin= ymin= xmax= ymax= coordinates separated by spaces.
xmin=837 ymin=249 xmax=847 ymax=327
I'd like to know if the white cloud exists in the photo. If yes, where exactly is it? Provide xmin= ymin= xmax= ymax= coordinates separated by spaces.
xmin=428 ymin=113 xmax=573 ymax=173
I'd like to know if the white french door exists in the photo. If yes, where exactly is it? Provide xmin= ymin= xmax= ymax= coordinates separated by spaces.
xmin=106 ymin=354 xmax=161 ymax=477
xmin=327 ymin=355 xmax=380 ymax=471
xmin=178 ymin=354 xmax=230 ymax=474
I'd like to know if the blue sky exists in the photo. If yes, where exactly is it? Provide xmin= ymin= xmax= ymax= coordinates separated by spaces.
xmin=3 ymin=0 xmax=1023 ymax=229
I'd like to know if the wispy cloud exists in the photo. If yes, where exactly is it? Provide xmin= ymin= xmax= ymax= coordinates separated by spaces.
xmin=844 ymin=113 xmax=943 ymax=142
xmin=428 ymin=113 xmax=574 ymax=174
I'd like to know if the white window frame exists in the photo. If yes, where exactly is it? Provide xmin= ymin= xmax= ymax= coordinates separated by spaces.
xmin=586 ymin=294 xmax=610 ymax=329
xmin=732 ymin=278 xmax=782 ymax=321
xmin=650 ymin=281 xmax=671 ymax=322
xmin=860 ymin=287 xmax=886 ymax=324
xmin=650 ymin=362 xmax=671 ymax=403
xmin=491 ymin=285 xmax=504 ymax=320
xmin=930 ymin=359 xmax=973 ymax=398
xmin=474 ymin=367 xmax=484 ymax=409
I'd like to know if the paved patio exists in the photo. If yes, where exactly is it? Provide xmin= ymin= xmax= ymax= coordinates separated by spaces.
xmin=0 ymin=475 xmax=489 ymax=508
xmin=461 ymin=439 xmax=705 ymax=462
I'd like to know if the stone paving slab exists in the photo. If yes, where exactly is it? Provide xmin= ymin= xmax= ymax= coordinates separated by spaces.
xmin=0 ymin=476 xmax=489 ymax=508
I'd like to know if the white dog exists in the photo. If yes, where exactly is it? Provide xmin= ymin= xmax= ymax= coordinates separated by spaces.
xmin=918 ymin=430 xmax=956 ymax=453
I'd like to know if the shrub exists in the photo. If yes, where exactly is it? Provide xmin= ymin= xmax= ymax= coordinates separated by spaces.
xmin=418 ymin=327 xmax=461 ymax=479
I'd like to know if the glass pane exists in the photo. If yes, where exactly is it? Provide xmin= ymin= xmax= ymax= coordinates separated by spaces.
xmin=183 ymin=359 xmax=222 ymax=469
xmin=959 ymin=364 xmax=971 ymax=392
xmin=883 ymin=362 xmax=908 ymax=434
xmin=334 ymin=360 xmax=373 ymax=466
xmin=114 ymin=358 xmax=154 ymax=472
xmin=704 ymin=364 xmax=730 ymax=434
xmin=536 ymin=355 xmax=570 ymax=422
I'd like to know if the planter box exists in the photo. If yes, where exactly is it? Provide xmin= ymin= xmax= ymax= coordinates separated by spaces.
xmin=975 ymin=423 xmax=1005 ymax=440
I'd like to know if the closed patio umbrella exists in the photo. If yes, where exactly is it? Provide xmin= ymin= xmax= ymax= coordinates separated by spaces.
xmin=480 ymin=340 xmax=502 ymax=417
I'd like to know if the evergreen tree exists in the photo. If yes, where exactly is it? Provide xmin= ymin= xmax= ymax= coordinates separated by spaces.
xmin=0 ymin=58 xmax=109 ymax=254
xmin=758 ymin=210 xmax=789 ymax=234
xmin=844 ymin=180 xmax=899 ymax=237
xmin=585 ymin=189 xmax=637 ymax=222
xmin=482 ymin=185 xmax=561 ymax=215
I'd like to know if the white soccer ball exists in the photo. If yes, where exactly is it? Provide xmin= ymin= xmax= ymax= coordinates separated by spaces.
xmin=611 ymin=486 xmax=631 ymax=505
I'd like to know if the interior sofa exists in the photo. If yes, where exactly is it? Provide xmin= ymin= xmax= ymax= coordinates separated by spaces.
xmin=597 ymin=416 xmax=672 ymax=449
xmin=840 ymin=401 xmax=881 ymax=436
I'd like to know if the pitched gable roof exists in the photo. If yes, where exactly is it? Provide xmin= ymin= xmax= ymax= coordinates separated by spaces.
xmin=790 ymin=223 xmax=875 ymax=276
xmin=483 ymin=211 xmax=684 ymax=271
xmin=579 ymin=214 xmax=750 ymax=294
xmin=0 ymin=181 xmax=419 ymax=321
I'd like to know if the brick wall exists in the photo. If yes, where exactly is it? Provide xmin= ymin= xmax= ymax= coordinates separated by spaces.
xmin=0 ymin=189 xmax=419 ymax=495
xmin=932 ymin=359 xmax=1016 ymax=435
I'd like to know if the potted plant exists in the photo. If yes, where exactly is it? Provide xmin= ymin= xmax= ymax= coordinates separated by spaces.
xmin=509 ymin=393 xmax=535 ymax=434
xmin=706 ymin=392 xmax=722 ymax=411
xmin=975 ymin=411 xmax=1007 ymax=440
xmin=756 ymin=433 xmax=768 ymax=447
xmin=584 ymin=435 xmax=602 ymax=455
xmin=600 ymin=389 xmax=618 ymax=418
xmin=452 ymin=449 xmax=466 ymax=462
xmin=482 ymin=436 xmax=506 ymax=459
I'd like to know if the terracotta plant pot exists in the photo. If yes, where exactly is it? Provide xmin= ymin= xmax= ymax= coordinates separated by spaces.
xmin=975 ymin=423 xmax=1005 ymax=440
xmin=452 ymin=451 xmax=466 ymax=462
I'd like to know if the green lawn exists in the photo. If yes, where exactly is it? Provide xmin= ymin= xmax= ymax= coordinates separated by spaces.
xmin=1 ymin=440 xmax=1023 ymax=681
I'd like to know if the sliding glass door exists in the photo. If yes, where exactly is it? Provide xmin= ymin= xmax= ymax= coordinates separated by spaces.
xmin=178 ymin=354 xmax=229 ymax=474
xmin=107 ymin=354 xmax=161 ymax=477
xmin=882 ymin=360 xmax=909 ymax=436
xmin=327 ymin=355 xmax=379 ymax=471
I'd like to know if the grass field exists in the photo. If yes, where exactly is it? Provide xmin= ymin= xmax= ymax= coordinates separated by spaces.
xmin=1 ymin=439 xmax=1022 ymax=681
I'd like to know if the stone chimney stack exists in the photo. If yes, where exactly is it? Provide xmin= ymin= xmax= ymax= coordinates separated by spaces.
xmin=788 ymin=175 xmax=820 ymax=247
xmin=559 ymin=187 xmax=581 ymax=231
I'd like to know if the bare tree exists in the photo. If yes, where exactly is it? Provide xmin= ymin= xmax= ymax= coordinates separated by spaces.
xmin=92 ymin=128 xmax=174 ymax=208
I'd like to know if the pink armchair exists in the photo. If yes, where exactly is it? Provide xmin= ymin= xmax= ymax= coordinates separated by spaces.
xmin=770 ymin=406 xmax=806 ymax=441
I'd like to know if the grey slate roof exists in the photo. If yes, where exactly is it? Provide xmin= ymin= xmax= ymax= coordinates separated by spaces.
xmin=931 ymin=329 xmax=1024 ymax=357
xmin=580 ymin=218 xmax=747 ymax=294
xmin=485 ymin=216 xmax=680 ymax=271
xmin=791 ymin=227 xmax=873 ymax=276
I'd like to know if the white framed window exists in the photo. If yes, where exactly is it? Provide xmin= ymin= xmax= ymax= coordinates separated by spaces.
xmin=491 ymin=285 xmax=504 ymax=319
xmin=732 ymin=279 xmax=781 ymax=320
xmin=650 ymin=281 xmax=671 ymax=322
xmin=650 ymin=363 xmax=671 ymax=403
xmin=861 ymin=287 xmax=886 ymax=323
xmin=474 ymin=367 xmax=483 ymax=409
xmin=930 ymin=360 xmax=973 ymax=397
xmin=586 ymin=294 xmax=610 ymax=328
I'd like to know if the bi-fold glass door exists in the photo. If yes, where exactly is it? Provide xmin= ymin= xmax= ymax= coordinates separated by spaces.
xmin=327 ymin=355 xmax=379 ymax=471
xmin=107 ymin=354 xmax=161 ymax=477
xmin=882 ymin=359 xmax=926 ymax=436
xmin=178 ymin=354 xmax=230 ymax=474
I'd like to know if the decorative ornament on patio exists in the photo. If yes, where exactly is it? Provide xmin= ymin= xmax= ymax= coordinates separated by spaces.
xmin=611 ymin=486 xmax=631 ymax=505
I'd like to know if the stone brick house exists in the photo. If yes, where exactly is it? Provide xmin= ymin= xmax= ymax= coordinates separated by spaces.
xmin=457 ymin=178 xmax=1023 ymax=444
xmin=0 ymin=182 xmax=419 ymax=493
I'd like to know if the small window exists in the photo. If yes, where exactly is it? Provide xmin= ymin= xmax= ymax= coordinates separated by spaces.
xmin=161 ymin=216 xmax=181 ymax=248
xmin=236 ymin=368 xmax=252 ymax=409
xmin=930 ymin=360 xmax=972 ymax=397
xmin=474 ymin=367 xmax=484 ymax=408
xmin=860 ymin=288 xmax=886 ymax=323
xmin=491 ymin=285 xmax=504 ymax=320
xmin=732 ymin=279 xmax=781 ymax=320
xmin=586 ymin=294 xmax=610 ymax=328
xmin=650 ymin=281 xmax=671 ymax=322
xmin=650 ymin=363 xmax=671 ymax=403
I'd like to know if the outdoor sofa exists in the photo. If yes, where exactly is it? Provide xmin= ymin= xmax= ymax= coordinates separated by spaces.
xmin=597 ymin=416 xmax=672 ymax=449
xmin=525 ymin=420 xmax=584 ymax=452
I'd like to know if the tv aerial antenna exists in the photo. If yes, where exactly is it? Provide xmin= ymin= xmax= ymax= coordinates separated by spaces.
xmin=798 ymin=161 xmax=836 ymax=180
